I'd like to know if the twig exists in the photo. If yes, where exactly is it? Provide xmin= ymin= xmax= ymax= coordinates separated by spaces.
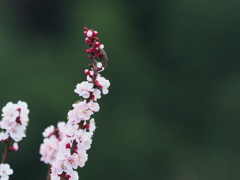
xmin=1 ymin=137 xmax=11 ymax=164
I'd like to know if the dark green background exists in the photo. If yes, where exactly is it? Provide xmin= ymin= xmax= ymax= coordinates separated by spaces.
xmin=0 ymin=0 xmax=240 ymax=179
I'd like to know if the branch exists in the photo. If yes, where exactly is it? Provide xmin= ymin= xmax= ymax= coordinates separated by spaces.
xmin=1 ymin=137 xmax=11 ymax=164
xmin=59 ymin=27 xmax=107 ymax=180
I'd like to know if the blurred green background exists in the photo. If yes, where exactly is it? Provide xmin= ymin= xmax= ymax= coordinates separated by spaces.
xmin=0 ymin=0 xmax=240 ymax=179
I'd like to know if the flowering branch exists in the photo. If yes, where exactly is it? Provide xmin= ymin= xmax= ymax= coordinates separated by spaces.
xmin=0 ymin=101 xmax=30 ymax=179
xmin=40 ymin=27 xmax=110 ymax=180
xmin=59 ymin=33 xmax=102 ymax=180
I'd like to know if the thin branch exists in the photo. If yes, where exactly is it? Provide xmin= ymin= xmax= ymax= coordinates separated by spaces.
xmin=46 ymin=165 xmax=51 ymax=180
xmin=1 ymin=137 xmax=11 ymax=164
xmin=60 ymin=171 xmax=66 ymax=180
xmin=91 ymin=58 xmax=98 ymax=85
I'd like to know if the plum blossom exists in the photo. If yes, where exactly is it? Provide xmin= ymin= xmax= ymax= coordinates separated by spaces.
xmin=68 ymin=170 xmax=79 ymax=180
xmin=0 ymin=132 xmax=9 ymax=142
xmin=42 ymin=125 xmax=54 ymax=138
xmin=86 ymin=73 xmax=110 ymax=96
xmin=92 ymin=89 xmax=101 ymax=100
xmin=75 ymin=150 xmax=88 ymax=168
xmin=1 ymin=102 xmax=19 ymax=122
xmin=97 ymin=76 xmax=110 ymax=94
xmin=51 ymin=168 xmax=79 ymax=180
xmin=67 ymin=109 xmax=79 ymax=125
xmin=89 ymin=118 xmax=96 ymax=135
xmin=0 ymin=118 xmax=17 ymax=131
xmin=40 ymin=135 xmax=60 ymax=164
xmin=40 ymin=122 xmax=68 ymax=164
xmin=51 ymin=161 xmax=69 ymax=175
xmin=88 ymin=100 xmax=100 ymax=112
xmin=72 ymin=101 xmax=93 ymax=121
xmin=8 ymin=124 xmax=26 ymax=142
xmin=0 ymin=163 xmax=13 ymax=180
xmin=63 ymin=154 xmax=79 ymax=169
xmin=74 ymin=81 xmax=94 ymax=98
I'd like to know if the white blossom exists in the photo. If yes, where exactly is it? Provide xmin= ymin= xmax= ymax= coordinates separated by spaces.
xmin=0 ymin=163 xmax=13 ymax=180
xmin=74 ymin=81 xmax=94 ymax=98
xmin=98 ymin=76 xmax=110 ymax=94
xmin=88 ymin=101 xmax=100 ymax=112
xmin=0 ymin=132 xmax=9 ymax=141
xmin=42 ymin=125 xmax=54 ymax=138
xmin=40 ymin=135 xmax=59 ymax=164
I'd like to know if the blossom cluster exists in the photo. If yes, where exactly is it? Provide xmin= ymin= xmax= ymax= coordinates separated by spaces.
xmin=0 ymin=101 xmax=29 ymax=142
xmin=49 ymin=118 xmax=96 ymax=179
xmin=40 ymin=27 xmax=110 ymax=180
xmin=0 ymin=101 xmax=30 ymax=180
xmin=40 ymin=122 xmax=67 ymax=165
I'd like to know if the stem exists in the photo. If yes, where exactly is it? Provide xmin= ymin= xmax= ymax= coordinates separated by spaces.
xmin=1 ymin=137 xmax=11 ymax=164
xmin=91 ymin=58 xmax=98 ymax=85
xmin=46 ymin=165 xmax=51 ymax=180
xmin=70 ymin=121 xmax=84 ymax=155
xmin=60 ymin=172 xmax=66 ymax=180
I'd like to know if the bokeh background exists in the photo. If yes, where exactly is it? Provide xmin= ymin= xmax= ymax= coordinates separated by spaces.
xmin=0 ymin=0 xmax=240 ymax=179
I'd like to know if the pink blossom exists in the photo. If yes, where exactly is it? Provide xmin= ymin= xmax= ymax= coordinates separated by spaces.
xmin=64 ymin=154 xmax=79 ymax=169
xmin=42 ymin=125 xmax=54 ymax=138
xmin=40 ymin=136 xmax=59 ymax=164
xmin=73 ymin=101 xmax=93 ymax=121
xmin=88 ymin=101 xmax=100 ymax=112
xmin=0 ymin=163 xmax=13 ymax=180
xmin=74 ymin=81 xmax=94 ymax=98
xmin=0 ymin=132 xmax=9 ymax=141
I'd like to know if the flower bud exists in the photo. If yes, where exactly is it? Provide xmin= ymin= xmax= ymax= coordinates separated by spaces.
xmin=10 ymin=142 xmax=19 ymax=151
xmin=87 ymin=30 xmax=93 ymax=37
xmin=93 ymin=31 xmax=98 ymax=36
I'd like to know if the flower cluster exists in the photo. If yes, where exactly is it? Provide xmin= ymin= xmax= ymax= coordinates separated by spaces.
xmin=40 ymin=27 xmax=110 ymax=180
xmin=0 ymin=101 xmax=30 ymax=180
xmin=50 ymin=119 xmax=96 ymax=179
xmin=0 ymin=101 xmax=29 ymax=142
xmin=40 ymin=122 xmax=67 ymax=165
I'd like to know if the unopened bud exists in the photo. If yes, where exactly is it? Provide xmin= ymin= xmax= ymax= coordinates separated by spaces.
xmin=87 ymin=30 xmax=93 ymax=37
xmin=93 ymin=31 xmax=98 ymax=36
xmin=10 ymin=142 xmax=19 ymax=151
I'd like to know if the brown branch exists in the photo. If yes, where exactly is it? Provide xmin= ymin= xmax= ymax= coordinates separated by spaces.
xmin=1 ymin=137 xmax=11 ymax=164
xmin=46 ymin=165 xmax=51 ymax=180
xmin=91 ymin=58 xmax=98 ymax=85
xmin=60 ymin=171 xmax=66 ymax=180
